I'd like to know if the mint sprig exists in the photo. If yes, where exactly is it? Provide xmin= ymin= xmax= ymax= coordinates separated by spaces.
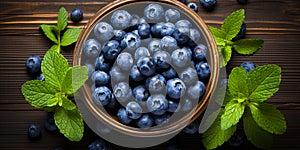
xmin=22 ymin=7 xmax=87 ymax=141
xmin=22 ymin=50 xmax=88 ymax=141
xmin=209 ymin=9 xmax=264 ymax=67
xmin=202 ymin=64 xmax=287 ymax=149
xmin=40 ymin=7 xmax=82 ymax=52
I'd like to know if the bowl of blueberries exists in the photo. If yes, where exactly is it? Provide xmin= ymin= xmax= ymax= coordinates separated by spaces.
xmin=73 ymin=0 xmax=219 ymax=148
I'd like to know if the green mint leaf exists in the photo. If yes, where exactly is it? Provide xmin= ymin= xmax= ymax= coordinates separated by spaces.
xmin=61 ymin=28 xmax=82 ymax=46
xmin=247 ymin=64 xmax=281 ymax=103
xmin=228 ymin=67 xmax=248 ymax=98
xmin=223 ymin=89 xmax=233 ymax=106
xmin=49 ymin=44 xmax=60 ymax=53
xmin=221 ymin=100 xmax=245 ymax=130
xmin=62 ymin=66 xmax=88 ymax=95
xmin=243 ymin=108 xmax=273 ymax=149
xmin=54 ymin=108 xmax=84 ymax=141
xmin=202 ymin=114 xmax=237 ymax=150
xmin=40 ymin=24 xmax=58 ymax=44
xmin=21 ymin=80 xmax=56 ymax=108
xmin=221 ymin=9 xmax=245 ymax=40
xmin=209 ymin=26 xmax=226 ymax=39
xmin=249 ymin=103 xmax=287 ymax=134
xmin=220 ymin=45 xmax=232 ymax=67
xmin=46 ymin=97 xmax=59 ymax=107
xmin=42 ymin=50 xmax=69 ymax=91
xmin=61 ymin=96 xmax=76 ymax=110
xmin=233 ymin=39 xmax=264 ymax=55
xmin=57 ymin=7 xmax=68 ymax=31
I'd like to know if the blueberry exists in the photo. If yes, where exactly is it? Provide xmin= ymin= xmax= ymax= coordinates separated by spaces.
xmin=25 ymin=55 xmax=42 ymax=75
xmin=138 ymin=23 xmax=151 ymax=39
xmin=107 ymin=94 xmax=119 ymax=109
xmin=27 ymin=123 xmax=41 ymax=140
xmin=146 ymin=94 xmax=168 ymax=115
xmin=94 ymin=22 xmax=114 ymax=42
xmin=179 ymin=67 xmax=198 ymax=85
xmin=150 ymin=23 xmax=164 ymax=38
xmin=88 ymin=139 xmax=110 ymax=150
xmin=172 ymin=29 xmax=190 ymax=45
xmin=138 ymin=17 xmax=147 ymax=24
xmin=146 ymin=74 xmax=167 ymax=94
xmin=148 ymin=39 xmax=162 ymax=53
xmin=95 ymin=54 xmax=110 ymax=72
xmin=154 ymin=113 xmax=170 ymax=125
xmin=171 ymin=48 xmax=191 ymax=68
xmin=93 ymin=86 xmax=112 ymax=106
xmin=162 ymin=67 xmax=178 ymax=80
xmin=153 ymin=50 xmax=171 ymax=69
xmin=183 ymin=122 xmax=198 ymax=134
xmin=83 ymin=39 xmax=101 ymax=58
xmin=133 ymin=85 xmax=149 ymax=102
xmin=136 ymin=114 xmax=154 ymax=128
xmin=117 ymin=108 xmax=132 ymax=124
xmin=134 ymin=47 xmax=150 ymax=61
xmin=228 ymin=133 xmax=243 ymax=147
xmin=93 ymin=71 xmax=110 ymax=86
xmin=232 ymin=22 xmax=246 ymax=41
xmin=136 ymin=56 xmax=156 ymax=77
xmin=175 ymin=20 xmax=191 ymax=31
xmin=109 ymin=66 xmax=127 ymax=83
xmin=161 ymin=36 xmax=178 ymax=52
xmin=126 ymin=101 xmax=142 ymax=119
xmin=113 ymin=82 xmax=132 ymax=103
xmin=195 ymin=61 xmax=211 ymax=80
xmin=36 ymin=73 xmax=45 ymax=81
xmin=102 ymin=40 xmax=122 ymax=60
xmin=132 ymin=30 xmax=139 ymax=37
xmin=165 ymin=9 xmax=181 ymax=23
xmin=130 ymin=14 xmax=140 ymax=26
xmin=181 ymin=98 xmax=193 ymax=112
xmin=168 ymin=100 xmax=180 ymax=112
xmin=200 ymin=0 xmax=217 ymax=12
xmin=189 ymin=28 xmax=201 ymax=42
xmin=111 ymin=10 xmax=132 ymax=29
xmin=237 ymin=0 xmax=248 ymax=5
xmin=240 ymin=62 xmax=256 ymax=73
xmin=44 ymin=112 xmax=57 ymax=132
xmin=144 ymin=4 xmax=164 ymax=22
xmin=182 ymin=47 xmax=193 ymax=59
xmin=116 ymin=52 xmax=134 ymax=71
xmin=121 ymin=32 xmax=141 ymax=51
xmin=113 ymin=30 xmax=126 ymax=41
xmin=130 ymin=65 xmax=145 ymax=82
xmin=70 ymin=8 xmax=83 ymax=22
xmin=187 ymin=81 xmax=205 ymax=100
xmin=161 ymin=22 xmax=175 ymax=36
xmin=166 ymin=78 xmax=186 ymax=99
xmin=193 ymin=44 xmax=207 ymax=61
xmin=187 ymin=2 xmax=199 ymax=12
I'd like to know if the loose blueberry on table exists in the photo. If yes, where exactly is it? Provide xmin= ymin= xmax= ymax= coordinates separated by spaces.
xmin=84 ymin=3 xmax=211 ymax=129
xmin=25 ymin=55 xmax=42 ymax=75
xmin=199 ymin=0 xmax=217 ymax=12
xmin=27 ymin=123 xmax=41 ymax=140
xmin=70 ymin=8 xmax=83 ymax=22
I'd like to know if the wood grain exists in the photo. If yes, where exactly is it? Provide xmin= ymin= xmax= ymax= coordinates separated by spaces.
xmin=0 ymin=0 xmax=299 ymax=149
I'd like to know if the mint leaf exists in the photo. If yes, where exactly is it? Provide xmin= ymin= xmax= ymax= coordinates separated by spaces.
xmin=228 ymin=67 xmax=248 ymax=98
xmin=61 ymin=28 xmax=82 ymax=46
xmin=221 ymin=45 xmax=232 ymax=67
xmin=21 ymin=80 xmax=56 ymax=108
xmin=61 ymin=96 xmax=76 ymax=110
xmin=209 ymin=26 xmax=226 ymax=39
xmin=221 ymin=9 xmax=245 ymax=40
xmin=247 ymin=64 xmax=281 ymax=103
xmin=221 ymin=100 xmax=245 ymax=130
xmin=57 ymin=7 xmax=68 ymax=31
xmin=202 ymin=114 xmax=237 ymax=150
xmin=223 ymin=89 xmax=233 ymax=106
xmin=62 ymin=66 xmax=88 ymax=95
xmin=46 ymin=97 xmax=59 ymax=107
xmin=40 ymin=24 xmax=58 ymax=44
xmin=49 ymin=44 xmax=60 ymax=53
xmin=243 ymin=108 xmax=273 ymax=149
xmin=249 ymin=103 xmax=287 ymax=134
xmin=54 ymin=108 xmax=83 ymax=141
xmin=233 ymin=39 xmax=264 ymax=55
xmin=42 ymin=50 xmax=69 ymax=91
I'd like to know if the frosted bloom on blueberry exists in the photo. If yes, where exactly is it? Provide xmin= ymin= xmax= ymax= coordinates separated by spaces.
xmin=144 ymin=4 xmax=164 ymax=22
xmin=165 ymin=9 xmax=180 ymax=23
xmin=94 ymin=22 xmax=114 ymax=42
xmin=111 ymin=10 xmax=132 ymax=29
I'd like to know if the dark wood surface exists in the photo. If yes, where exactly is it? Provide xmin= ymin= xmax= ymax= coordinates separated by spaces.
xmin=0 ymin=0 xmax=300 ymax=149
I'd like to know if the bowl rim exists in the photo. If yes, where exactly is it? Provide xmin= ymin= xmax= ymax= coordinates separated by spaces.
xmin=73 ymin=0 xmax=219 ymax=138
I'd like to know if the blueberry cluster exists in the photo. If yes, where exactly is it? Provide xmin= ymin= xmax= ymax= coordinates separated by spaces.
xmin=84 ymin=3 xmax=211 ymax=128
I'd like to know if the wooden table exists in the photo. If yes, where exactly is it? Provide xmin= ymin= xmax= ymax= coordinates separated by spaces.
xmin=0 ymin=0 xmax=299 ymax=149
